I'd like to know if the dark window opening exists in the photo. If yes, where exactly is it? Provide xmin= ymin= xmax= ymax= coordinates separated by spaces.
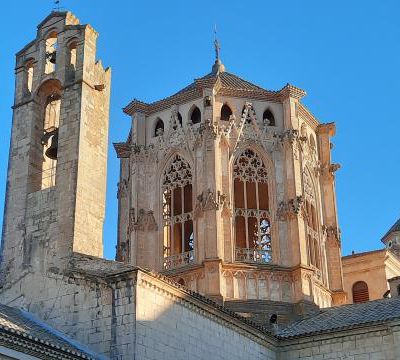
xmin=220 ymin=104 xmax=233 ymax=121
xmin=190 ymin=107 xmax=201 ymax=124
xmin=154 ymin=118 xmax=164 ymax=137
xmin=263 ymin=109 xmax=275 ymax=126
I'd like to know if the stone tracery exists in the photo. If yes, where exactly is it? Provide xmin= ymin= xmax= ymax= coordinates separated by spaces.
xmin=233 ymin=149 xmax=272 ymax=264
xmin=162 ymin=154 xmax=194 ymax=269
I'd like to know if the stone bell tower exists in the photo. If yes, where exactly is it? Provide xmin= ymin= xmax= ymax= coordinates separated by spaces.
xmin=0 ymin=12 xmax=111 ymax=285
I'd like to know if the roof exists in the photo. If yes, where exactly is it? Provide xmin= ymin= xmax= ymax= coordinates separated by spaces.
xmin=0 ymin=304 xmax=103 ymax=359
xmin=276 ymin=297 xmax=400 ymax=339
xmin=342 ymin=248 xmax=386 ymax=260
xmin=382 ymin=218 xmax=400 ymax=241
xmin=123 ymin=69 xmax=306 ymax=116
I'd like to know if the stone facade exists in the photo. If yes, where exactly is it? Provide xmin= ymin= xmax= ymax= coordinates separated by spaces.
xmin=115 ymin=58 xmax=346 ymax=308
xmin=343 ymin=249 xmax=400 ymax=303
xmin=1 ymin=10 xmax=400 ymax=360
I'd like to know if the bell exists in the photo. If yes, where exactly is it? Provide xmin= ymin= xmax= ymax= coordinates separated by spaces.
xmin=45 ymin=131 xmax=58 ymax=160
xmin=46 ymin=51 xmax=57 ymax=64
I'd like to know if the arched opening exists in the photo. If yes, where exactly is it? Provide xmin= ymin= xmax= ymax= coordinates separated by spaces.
xmin=263 ymin=109 xmax=275 ymax=126
xmin=178 ymin=112 xmax=182 ymax=126
xmin=45 ymin=31 xmax=58 ymax=74
xmin=233 ymin=149 xmax=271 ymax=264
xmin=303 ymin=170 xmax=322 ymax=273
xmin=30 ymin=80 xmax=62 ymax=192
xmin=162 ymin=154 xmax=194 ymax=270
xmin=25 ymin=60 xmax=34 ymax=94
xmin=67 ymin=41 xmax=77 ymax=74
xmin=352 ymin=281 xmax=369 ymax=303
xmin=220 ymin=104 xmax=232 ymax=121
xmin=190 ymin=106 xmax=201 ymax=124
xmin=154 ymin=118 xmax=164 ymax=137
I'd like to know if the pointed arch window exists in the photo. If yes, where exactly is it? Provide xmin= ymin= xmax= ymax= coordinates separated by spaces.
xmin=263 ymin=109 xmax=275 ymax=126
xmin=303 ymin=170 xmax=322 ymax=272
xmin=154 ymin=118 xmax=164 ymax=137
xmin=190 ymin=106 xmax=201 ymax=124
xmin=162 ymin=154 xmax=194 ymax=269
xmin=352 ymin=281 xmax=369 ymax=303
xmin=233 ymin=149 xmax=271 ymax=264
xmin=220 ymin=104 xmax=232 ymax=121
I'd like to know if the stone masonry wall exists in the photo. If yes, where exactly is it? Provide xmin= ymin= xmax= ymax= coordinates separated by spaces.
xmin=0 ymin=271 xmax=136 ymax=359
xmin=135 ymin=271 xmax=277 ymax=360
xmin=277 ymin=325 xmax=400 ymax=360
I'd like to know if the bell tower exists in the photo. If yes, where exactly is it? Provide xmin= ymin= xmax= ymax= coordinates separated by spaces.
xmin=1 ymin=12 xmax=111 ymax=284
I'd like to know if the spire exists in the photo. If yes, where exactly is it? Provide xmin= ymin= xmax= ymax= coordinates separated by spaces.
xmin=212 ymin=25 xmax=225 ymax=74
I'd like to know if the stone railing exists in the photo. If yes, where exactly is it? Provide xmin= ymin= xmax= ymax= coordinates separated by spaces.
xmin=235 ymin=247 xmax=272 ymax=264
xmin=163 ymin=250 xmax=195 ymax=270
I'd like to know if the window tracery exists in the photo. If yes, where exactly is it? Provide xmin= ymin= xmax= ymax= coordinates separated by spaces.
xmin=303 ymin=170 xmax=321 ymax=271
xmin=162 ymin=154 xmax=194 ymax=269
xmin=233 ymin=149 xmax=271 ymax=264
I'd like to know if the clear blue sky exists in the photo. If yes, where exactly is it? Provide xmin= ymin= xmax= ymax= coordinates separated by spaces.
xmin=1 ymin=0 xmax=399 ymax=259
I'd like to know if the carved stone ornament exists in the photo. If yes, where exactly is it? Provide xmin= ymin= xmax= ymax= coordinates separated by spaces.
xmin=320 ymin=163 xmax=341 ymax=179
xmin=129 ymin=208 xmax=158 ymax=232
xmin=323 ymin=225 xmax=341 ymax=246
xmin=276 ymin=196 xmax=304 ymax=221
xmin=195 ymin=189 xmax=229 ymax=215
xmin=219 ymin=102 xmax=277 ymax=156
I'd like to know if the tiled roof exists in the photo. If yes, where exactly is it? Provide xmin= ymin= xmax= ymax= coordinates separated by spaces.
xmin=276 ymin=297 xmax=400 ymax=339
xmin=382 ymin=218 xmax=400 ymax=241
xmin=0 ymin=304 xmax=103 ymax=359
xmin=123 ymin=70 xmax=306 ymax=116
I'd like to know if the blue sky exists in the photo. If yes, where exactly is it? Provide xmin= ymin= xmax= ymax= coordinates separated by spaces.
xmin=1 ymin=0 xmax=399 ymax=259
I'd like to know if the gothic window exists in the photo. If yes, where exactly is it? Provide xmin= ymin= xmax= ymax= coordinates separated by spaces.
xmin=190 ymin=106 xmax=201 ymax=124
xmin=263 ymin=109 xmax=275 ymax=126
xmin=233 ymin=149 xmax=271 ymax=264
xmin=45 ymin=31 xmax=58 ymax=74
xmin=352 ymin=281 xmax=369 ymax=303
xmin=220 ymin=104 xmax=232 ymax=121
xmin=154 ymin=118 xmax=164 ymax=137
xmin=177 ymin=112 xmax=182 ymax=126
xmin=303 ymin=170 xmax=321 ymax=270
xmin=162 ymin=154 xmax=194 ymax=269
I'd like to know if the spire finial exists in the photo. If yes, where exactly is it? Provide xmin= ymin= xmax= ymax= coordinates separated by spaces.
xmin=214 ymin=25 xmax=220 ymax=62
xmin=212 ymin=25 xmax=225 ymax=74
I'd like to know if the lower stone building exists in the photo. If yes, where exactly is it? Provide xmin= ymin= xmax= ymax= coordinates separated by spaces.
xmin=342 ymin=218 xmax=400 ymax=304
xmin=1 ymin=9 xmax=400 ymax=360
